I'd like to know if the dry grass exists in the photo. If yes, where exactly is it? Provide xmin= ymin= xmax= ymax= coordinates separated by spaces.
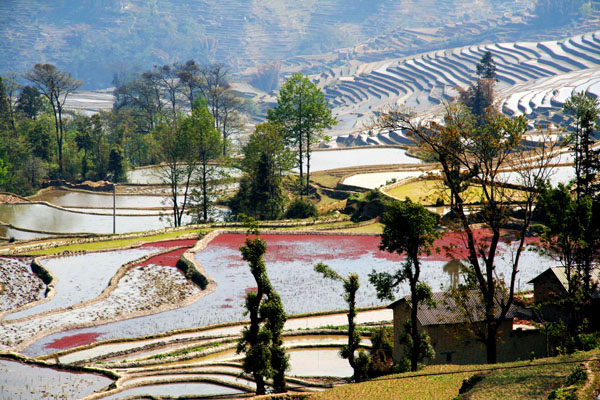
xmin=385 ymin=180 xmax=525 ymax=206
xmin=310 ymin=350 xmax=600 ymax=400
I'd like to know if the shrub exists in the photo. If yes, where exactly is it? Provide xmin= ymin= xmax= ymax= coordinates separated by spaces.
xmin=285 ymin=198 xmax=318 ymax=219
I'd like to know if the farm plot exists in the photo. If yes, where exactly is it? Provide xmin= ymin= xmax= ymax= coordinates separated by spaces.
xmin=0 ymin=203 xmax=192 ymax=238
xmin=26 ymin=232 xmax=555 ymax=357
xmin=302 ymin=148 xmax=421 ymax=172
xmin=0 ymin=261 xmax=202 ymax=351
xmin=4 ymin=247 xmax=160 ymax=321
xmin=0 ymin=257 xmax=45 ymax=313
xmin=0 ymin=358 xmax=113 ymax=399
xmin=0 ymin=241 xmax=199 ymax=351
xmin=126 ymin=165 xmax=239 ymax=185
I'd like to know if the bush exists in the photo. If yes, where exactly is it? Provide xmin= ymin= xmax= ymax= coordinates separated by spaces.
xmin=285 ymin=198 xmax=318 ymax=219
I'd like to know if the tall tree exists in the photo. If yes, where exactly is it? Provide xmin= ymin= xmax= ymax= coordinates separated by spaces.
xmin=74 ymin=115 xmax=94 ymax=180
xmin=230 ymin=122 xmax=293 ymax=220
xmin=0 ymin=77 xmax=11 ymax=131
xmin=24 ymin=64 xmax=82 ymax=174
xmin=476 ymin=51 xmax=497 ymax=80
xmin=369 ymin=199 xmax=438 ymax=371
xmin=537 ymin=183 xmax=599 ymax=341
xmin=153 ymin=114 xmax=196 ymax=227
xmin=16 ymin=86 xmax=44 ymax=120
xmin=314 ymin=263 xmax=368 ymax=381
xmin=237 ymin=221 xmax=288 ymax=395
xmin=459 ymin=52 xmax=496 ymax=118
xmin=185 ymin=99 xmax=222 ymax=222
xmin=176 ymin=60 xmax=203 ymax=109
xmin=2 ymin=73 xmax=20 ymax=130
xmin=267 ymin=73 xmax=336 ymax=196
xmin=563 ymin=92 xmax=600 ymax=200
xmin=373 ymin=104 xmax=559 ymax=363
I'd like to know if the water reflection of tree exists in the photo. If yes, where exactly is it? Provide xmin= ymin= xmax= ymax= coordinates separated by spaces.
xmin=443 ymin=259 xmax=463 ymax=289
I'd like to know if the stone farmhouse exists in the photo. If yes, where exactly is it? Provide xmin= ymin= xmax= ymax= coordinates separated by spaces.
xmin=388 ymin=291 xmax=546 ymax=365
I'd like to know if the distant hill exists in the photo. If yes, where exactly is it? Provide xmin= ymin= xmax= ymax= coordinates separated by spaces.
xmin=0 ymin=0 xmax=538 ymax=89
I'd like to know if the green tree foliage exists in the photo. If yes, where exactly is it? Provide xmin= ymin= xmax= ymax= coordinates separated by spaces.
xmin=314 ymin=262 xmax=368 ymax=382
xmin=153 ymin=114 xmax=195 ymax=227
xmin=185 ymin=99 xmax=222 ymax=223
xmin=16 ymin=86 xmax=44 ymax=120
xmin=114 ymin=61 xmax=245 ymax=157
xmin=237 ymin=221 xmax=288 ymax=394
xmin=108 ymin=144 xmax=125 ymax=183
xmin=563 ymin=92 xmax=600 ymax=200
xmin=267 ymin=73 xmax=336 ymax=196
xmin=0 ymin=77 xmax=11 ymax=130
xmin=74 ymin=115 xmax=95 ymax=180
xmin=476 ymin=51 xmax=497 ymax=80
xmin=537 ymin=183 xmax=600 ymax=339
xmin=369 ymin=199 xmax=438 ymax=371
xmin=458 ymin=52 xmax=496 ymax=117
xmin=284 ymin=198 xmax=318 ymax=219
xmin=368 ymin=325 xmax=395 ymax=377
xmin=24 ymin=64 xmax=82 ymax=175
xmin=231 ymin=122 xmax=293 ymax=220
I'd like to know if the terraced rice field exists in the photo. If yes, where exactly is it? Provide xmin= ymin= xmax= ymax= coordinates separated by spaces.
xmin=0 ymin=240 xmax=199 ymax=352
xmin=20 ymin=231 xmax=554 ymax=358
xmin=0 ymin=357 xmax=113 ymax=399
xmin=322 ymin=31 xmax=600 ymax=144
xmin=0 ymin=203 xmax=193 ymax=240
xmin=0 ymin=258 xmax=45 ymax=313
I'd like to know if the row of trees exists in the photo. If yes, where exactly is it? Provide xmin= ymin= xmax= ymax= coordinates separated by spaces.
xmin=0 ymin=67 xmax=126 ymax=194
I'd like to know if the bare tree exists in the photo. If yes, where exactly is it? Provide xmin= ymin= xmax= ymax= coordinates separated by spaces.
xmin=176 ymin=60 xmax=204 ymax=109
xmin=2 ymin=72 xmax=20 ymax=130
xmin=24 ymin=64 xmax=82 ymax=173
xmin=374 ymin=103 xmax=559 ymax=363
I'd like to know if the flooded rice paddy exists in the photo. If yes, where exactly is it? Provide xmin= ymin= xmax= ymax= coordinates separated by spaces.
xmin=0 ymin=203 xmax=191 ymax=239
xmin=23 ymin=232 xmax=554 ymax=357
xmin=100 ymin=382 xmax=244 ymax=399
xmin=0 ymin=358 xmax=112 ymax=399
xmin=300 ymin=148 xmax=421 ymax=172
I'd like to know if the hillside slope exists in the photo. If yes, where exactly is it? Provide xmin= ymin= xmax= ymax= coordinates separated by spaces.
xmin=0 ymin=0 xmax=534 ymax=88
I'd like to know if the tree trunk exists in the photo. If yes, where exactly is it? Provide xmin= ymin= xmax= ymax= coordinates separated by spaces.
xmin=410 ymin=280 xmax=420 ymax=371
xmin=305 ymin=135 xmax=311 ymax=196
xmin=202 ymin=165 xmax=208 ymax=222
xmin=486 ymin=320 xmax=497 ymax=364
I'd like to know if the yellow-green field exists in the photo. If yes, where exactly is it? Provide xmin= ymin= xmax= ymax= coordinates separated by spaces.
xmin=310 ymin=350 xmax=600 ymax=400
xmin=26 ymin=228 xmax=211 ymax=255
xmin=385 ymin=180 xmax=524 ymax=205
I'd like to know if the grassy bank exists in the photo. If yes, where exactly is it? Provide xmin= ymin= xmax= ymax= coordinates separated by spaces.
xmin=309 ymin=350 xmax=600 ymax=400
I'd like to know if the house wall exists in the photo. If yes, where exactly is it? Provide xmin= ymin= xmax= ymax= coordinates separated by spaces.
xmin=533 ymin=274 xmax=566 ymax=303
xmin=392 ymin=303 xmax=548 ymax=365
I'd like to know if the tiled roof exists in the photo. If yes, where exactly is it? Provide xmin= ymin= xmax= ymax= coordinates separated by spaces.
xmin=529 ymin=266 xmax=600 ymax=298
xmin=389 ymin=290 xmax=518 ymax=326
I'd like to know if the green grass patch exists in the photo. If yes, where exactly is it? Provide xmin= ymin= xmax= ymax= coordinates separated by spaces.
xmin=337 ymin=222 xmax=384 ymax=234
xmin=27 ymin=228 xmax=212 ymax=255
xmin=311 ymin=174 xmax=342 ymax=189
xmin=147 ymin=342 xmax=221 ymax=360
xmin=311 ymin=350 xmax=600 ymax=400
